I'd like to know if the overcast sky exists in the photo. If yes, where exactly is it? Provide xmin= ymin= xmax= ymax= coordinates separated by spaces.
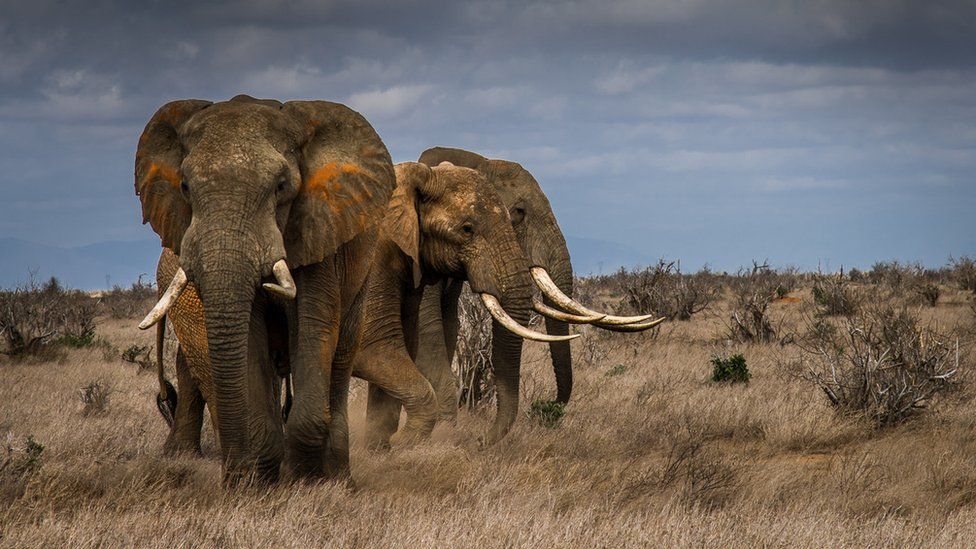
xmin=1 ymin=0 xmax=974 ymax=272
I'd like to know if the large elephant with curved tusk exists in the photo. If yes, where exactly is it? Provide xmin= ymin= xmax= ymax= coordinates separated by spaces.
xmin=151 ymin=160 xmax=582 ymax=452
xmin=135 ymin=95 xmax=395 ymax=484
xmin=414 ymin=147 xmax=664 ymax=420
xmin=356 ymin=161 xmax=582 ymax=448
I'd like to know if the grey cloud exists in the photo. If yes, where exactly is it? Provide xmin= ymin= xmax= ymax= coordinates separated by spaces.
xmin=0 ymin=0 xmax=973 ymax=270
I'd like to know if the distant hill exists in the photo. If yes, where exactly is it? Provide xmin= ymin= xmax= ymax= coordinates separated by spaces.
xmin=565 ymin=236 xmax=648 ymax=276
xmin=0 ymin=238 xmax=162 ymax=290
xmin=0 ymin=235 xmax=646 ymax=290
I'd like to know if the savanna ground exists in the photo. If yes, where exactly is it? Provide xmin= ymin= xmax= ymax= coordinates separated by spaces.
xmin=2 ymin=262 xmax=976 ymax=547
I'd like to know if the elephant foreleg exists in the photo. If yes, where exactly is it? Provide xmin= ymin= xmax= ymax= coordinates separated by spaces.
xmin=163 ymin=346 xmax=205 ymax=456
xmin=414 ymin=284 xmax=460 ymax=422
xmin=357 ymin=346 xmax=438 ymax=449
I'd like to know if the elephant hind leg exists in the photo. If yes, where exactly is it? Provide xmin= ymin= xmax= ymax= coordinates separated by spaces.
xmin=163 ymin=346 xmax=205 ymax=456
xmin=357 ymin=346 xmax=438 ymax=449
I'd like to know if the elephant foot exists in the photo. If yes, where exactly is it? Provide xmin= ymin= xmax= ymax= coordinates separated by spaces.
xmin=364 ymin=435 xmax=392 ymax=452
xmin=388 ymin=423 xmax=433 ymax=448
xmin=162 ymin=435 xmax=202 ymax=457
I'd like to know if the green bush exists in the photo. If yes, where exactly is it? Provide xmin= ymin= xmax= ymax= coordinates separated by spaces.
xmin=605 ymin=364 xmax=628 ymax=377
xmin=710 ymin=354 xmax=750 ymax=384
xmin=529 ymin=399 xmax=566 ymax=428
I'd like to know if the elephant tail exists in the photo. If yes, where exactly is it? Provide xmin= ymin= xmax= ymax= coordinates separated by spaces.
xmin=155 ymin=315 xmax=178 ymax=427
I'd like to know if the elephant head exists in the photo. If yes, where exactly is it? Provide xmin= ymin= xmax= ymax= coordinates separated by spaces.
xmin=418 ymin=148 xmax=658 ymax=405
xmin=386 ymin=161 xmax=574 ymax=443
xmin=135 ymin=95 xmax=394 ymax=479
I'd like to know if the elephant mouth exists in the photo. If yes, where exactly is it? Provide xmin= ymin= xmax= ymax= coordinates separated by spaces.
xmin=138 ymin=258 xmax=296 ymax=330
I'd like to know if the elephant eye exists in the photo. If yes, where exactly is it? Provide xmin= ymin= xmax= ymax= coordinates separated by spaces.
xmin=461 ymin=223 xmax=475 ymax=236
xmin=180 ymin=181 xmax=190 ymax=196
xmin=276 ymin=179 xmax=287 ymax=193
xmin=511 ymin=206 xmax=526 ymax=224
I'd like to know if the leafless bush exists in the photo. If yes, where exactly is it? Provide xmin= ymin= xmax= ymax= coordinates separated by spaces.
xmin=121 ymin=344 xmax=154 ymax=372
xmin=795 ymin=305 xmax=961 ymax=428
xmin=619 ymin=429 xmax=738 ymax=510
xmin=915 ymin=283 xmax=941 ymax=307
xmin=79 ymin=381 xmax=112 ymax=416
xmin=0 ymin=275 xmax=97 ymax=360
xmin=812 ymin=271 xmax=860 ymax=316
xmin=1 ymin=434 xmax=44 ymax=500
xmin=867 ymin=260 xmax=923 ymax=290
xmin=948 ymin=256 xmax=976 ymax=295
xmin=726 ymin=261 xmax=780 ymax=343
xmin=99 ymin=275 xmax=156 ymax=319
xmin=617 ymin=260 xmax=718 ymax=321
xmin=454 ymin=284 xmax=494 ymax=409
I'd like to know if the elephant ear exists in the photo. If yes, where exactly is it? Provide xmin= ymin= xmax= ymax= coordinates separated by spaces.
xmin=134 ymin=99 xmax=212 ymax=254
xmin=382 ymin=162 xmax=431 ymax=287
xmin=282 ymin=101 xmax=396 ymax=268
xmin=418 ymin=146 xmax=488 ymax=171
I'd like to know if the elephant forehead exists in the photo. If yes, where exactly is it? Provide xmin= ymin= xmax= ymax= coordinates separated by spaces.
xmin=184 ymin=140 xmax=285 ymax=181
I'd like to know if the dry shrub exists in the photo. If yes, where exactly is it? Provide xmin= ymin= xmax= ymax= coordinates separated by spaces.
xmin=812 ymin=271 xmax=860 ymax=316
xmin=454 ymin=284 xmax=494 ymax=409
xmin=915 ymin=283 xmax=941 ymax=307
xmin=795 ymin=305 xmax=962 ymax=428
xmin=0 ymin=275 xmax=96 ymax=361
xmin=948 ymin=256 xmax=976 ymax=295
xmin=121 ymin=344 xmax=154 ymax=372
xmin=867 ymin=260 xmax=923 ymax=290
xmin=79 ymin=381 xmax=112 ymax=416
xmin=727 ymin=261 xmax=780 ymax=343
xmin=0 ymin=434 xmax=44 ymax=501
xmin=619 ymin=429 xmax=738 ymax=510
xmin=99 ymin=276 xmax=156 ymax=319
xmin=616 ymin=260 xmax=718 ymax=321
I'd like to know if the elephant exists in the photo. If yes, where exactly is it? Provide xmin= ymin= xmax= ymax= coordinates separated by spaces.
xmin=135 ymin=95 xmax=396 ymax=484
xmin=413 ymin=147 xmax=663 ymax=419
xmin=152 ymin=160 xmax=580 ymax=454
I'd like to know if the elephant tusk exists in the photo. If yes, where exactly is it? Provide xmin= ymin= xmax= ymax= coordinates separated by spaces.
xmin=481 ymin=294 xmax=579 ymax=343
xmin=532 ymin=297 xmax=605 ymax=324
xmin=593 ymin=316 xmax=667 ymax=332
xmin=530 ymin=267 xmax=655 ymax=325
xmin=139 ymin=268 xmax=188 ymax=330
xmin=263 ymin=259 xmax=296 ymax=300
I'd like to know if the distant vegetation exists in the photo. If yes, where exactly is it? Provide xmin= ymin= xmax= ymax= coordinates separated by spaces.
xmin=1 ymin=257 xmax=975 ymax=545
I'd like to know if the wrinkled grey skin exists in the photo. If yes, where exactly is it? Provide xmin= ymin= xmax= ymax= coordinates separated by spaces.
xmin=358 ymin=162 xmax=534 ymax=448
xmin=157 ymin=161 xmax=535 ymax=452
xmin=416 ymin=147 xmax=575 ymax=415
xmin=136 ymin=95 xmax=394 ymax=484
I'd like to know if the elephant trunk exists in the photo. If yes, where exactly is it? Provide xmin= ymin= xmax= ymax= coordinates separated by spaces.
xmin=543 ymin=255 xmax=574 ymax=404
xmin=481 ymin=241 xmax=534 ymax=446
xmin=197 ymin=249 xmax=259 ymax=485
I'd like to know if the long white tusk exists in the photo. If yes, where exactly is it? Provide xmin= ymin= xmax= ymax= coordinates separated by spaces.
xmin=532 ymin=297 xmax=605 ymax=324
xmin=530 ymin=267 xmax=654 ymax=325
xmin=481 ymin=294 xmax=579 ymax=343
xmin=594 ymin=316 xmax=667 ymax=332
xmin=139 ymin=268 xmax=188 ymax=330
xmin=263 ymin=259 xmax=296 ymax=299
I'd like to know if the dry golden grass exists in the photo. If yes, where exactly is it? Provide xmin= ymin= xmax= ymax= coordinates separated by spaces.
xmin=2 ymin=288 xmax=976 ymax=547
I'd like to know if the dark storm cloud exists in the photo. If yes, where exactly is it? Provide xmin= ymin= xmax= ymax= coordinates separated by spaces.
xmin=0 ymin=0 xmax=974 ymax=271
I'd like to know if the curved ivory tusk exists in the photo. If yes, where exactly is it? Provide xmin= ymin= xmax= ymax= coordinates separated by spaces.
xmin=532 ymin=297 xmax=605 ymax=324
xmin=139 ymin=268 xmax=188 ymax=330
xmin=481 ymin=294 xmax=579 ymax=343
xmin=530 ymin=267 xmax=655 ymax=325
xmin=263 ymin=259 xmax=296 ymax=299
xmin=594 ymin=316 xmax=667 ymax=332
